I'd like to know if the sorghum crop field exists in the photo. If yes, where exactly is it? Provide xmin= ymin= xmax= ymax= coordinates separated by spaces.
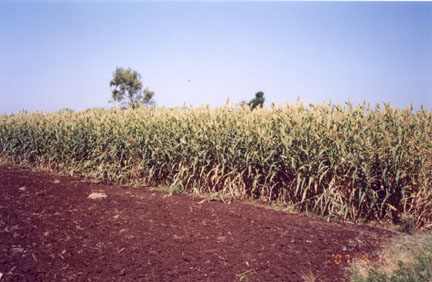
xmin=1 ymin=101 xmax=431 ymax=229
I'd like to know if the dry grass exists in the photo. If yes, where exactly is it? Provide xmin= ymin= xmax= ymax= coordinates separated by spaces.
xmin=300 ymin=266 xmax=317 ymax=282
xmin=347 ymin=232 xmax=432 ymax=281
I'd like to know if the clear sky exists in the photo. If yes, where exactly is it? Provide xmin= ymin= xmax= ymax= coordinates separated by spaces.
xmin=1 ymin=1 xmax=431 ymax=114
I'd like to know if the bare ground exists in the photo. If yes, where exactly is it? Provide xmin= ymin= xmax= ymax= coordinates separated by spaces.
xmin=0 ymin=165 xmax=397 ymax=281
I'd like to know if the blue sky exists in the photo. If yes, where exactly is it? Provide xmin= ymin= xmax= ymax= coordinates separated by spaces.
xmin=1 ymin=1 xmax=431 ymax=114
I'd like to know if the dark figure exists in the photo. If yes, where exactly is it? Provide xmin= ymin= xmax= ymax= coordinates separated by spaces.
xmin=248 ymin=91 xmax=265 ymax=110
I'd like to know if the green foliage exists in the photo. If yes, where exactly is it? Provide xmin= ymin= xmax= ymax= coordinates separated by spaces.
xmin=351 ymin=235 xmax=432 ymax=282
xmin=109 ymin=67 xmax=155 ymax=109
xmin=353 ymin=252 xmax=432 ymax=282
xmin=248 ymin=91 xmax=265 ymax=110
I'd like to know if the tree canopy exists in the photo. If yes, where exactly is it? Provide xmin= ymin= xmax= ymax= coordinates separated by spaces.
xmin=109 ymin=67 xmax=155 ymax=109
xmin=248 ymin=91 xmax=265 ymax=110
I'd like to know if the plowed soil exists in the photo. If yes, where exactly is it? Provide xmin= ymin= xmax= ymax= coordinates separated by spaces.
xmin=0 ymin=165 xmax=397 ymax=281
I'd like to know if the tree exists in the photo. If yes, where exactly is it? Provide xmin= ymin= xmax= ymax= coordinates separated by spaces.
xmin=109 ymin=67 xmax=155 ymax=109
xmin=248 ymin=91 xmax=265 ymax=110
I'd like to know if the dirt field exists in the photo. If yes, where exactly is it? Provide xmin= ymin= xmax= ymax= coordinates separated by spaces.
xmin=0 ymin=165 xmax=397 ymax=281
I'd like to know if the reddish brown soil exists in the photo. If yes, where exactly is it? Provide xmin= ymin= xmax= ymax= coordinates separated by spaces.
xmin=0 ymin=165 xmax=397 ymax=282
